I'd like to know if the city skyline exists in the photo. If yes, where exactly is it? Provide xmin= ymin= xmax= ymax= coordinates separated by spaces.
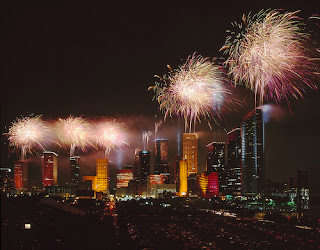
xmin=1 ymin=2 xmax=320 ymax=196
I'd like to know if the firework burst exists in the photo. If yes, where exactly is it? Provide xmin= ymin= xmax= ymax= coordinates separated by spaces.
xmin=6 ymin=115 xmax=48 ymax=160
xmin=150 ymin=54 xmax=231 ymax=132
xmin=56 ymin=116 xmax=91 ymax=157
xmin=221 ymin=9 xmax=319 ymax=104
xmin=93 ymin=120 xmax=128 ymax=158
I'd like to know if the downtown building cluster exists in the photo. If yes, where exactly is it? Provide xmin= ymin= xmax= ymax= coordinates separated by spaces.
xmin=0 ymin=109 xmax=309 ymax=210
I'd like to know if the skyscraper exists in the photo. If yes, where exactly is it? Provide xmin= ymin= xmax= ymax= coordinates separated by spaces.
xmin=0 ymin=168 xmax=12 ymax=193
xmin=96 ymin=159 xmax=109 ymax=194
xmin=139 ymin=151 xmax=150 ymax=184
xmin=154 ymin=139 xmax=169 ymax=175
xmin=241 ymin=109 xmax=265 ymax=196
xmin=182 ymin=133 xmax=198 ymax=176
xmin=227 ymin=128 xmax=242 ymax=196
xmin=179 ymin=160 xmax=188 ymax=197
xmin=206 ymin=142 xmax=226 ymax=194
xmin=14 ymin=160 xmax=28 ymax=190
xmin=41 ymin=151 xmax=58 ymax=187
xmin=70 ymin=156 xmax=80 ymax=187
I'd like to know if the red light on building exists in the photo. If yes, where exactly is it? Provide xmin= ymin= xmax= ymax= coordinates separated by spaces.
xmin=197 ymin=172 xmax=219 ymax=198
xmin=207 ymin=172 xmax=219 ymax=197
xmin=14 ymin=160 xmax=28 ymax=190
xmin=42 ymin=152 xmax=58 ymax=187
xmin=149 ymin=175 xmax=164 ymax=187
xmin=116 ymin=169 xmax=133 ymax=188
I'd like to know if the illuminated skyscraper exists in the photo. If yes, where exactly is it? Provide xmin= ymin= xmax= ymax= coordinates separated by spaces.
xmin=70 ymin=156 xmax=80 ymax=187
xmin=154 ymin=139 xmax=169 ymax=175
xmin=41 ymin=151 xmax=58 ymax=187
xmin=96 ymin=159 xmax=109 ymax=194
xmin=227 ymin=128 xmax=242 ymax=196
xmin=182 ymin=133 xmax=198 ymax=176
xmin=241 ymin=109 xmax=265 ymax=196
xmin=139 ymin=151 xmax=150 ymax=184
xmin=179 ymin=160 xmax=188 ymax=197
xmin=14 ymin=160 xmax=28 ymax=190
xmin=206 ymin=142 xmax=226 ymax=194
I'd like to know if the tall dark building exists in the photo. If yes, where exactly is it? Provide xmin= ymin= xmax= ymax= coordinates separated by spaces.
xmin=70 ymin=156 xmax=80 ymax=187
xmin=206 ymin=142 xmax=226 ymax=194
xmin=227 ymin=128 xmax=242 ymax=196
xmin=0 ymin=168 xmax=12 ymax=193
xmin=241 ymin=109 xmax=265 ymax=196
xmin=139 ymin=151 xmax=150 ymax=184
xmin=154 ymin=139 xmax=169 ymax=182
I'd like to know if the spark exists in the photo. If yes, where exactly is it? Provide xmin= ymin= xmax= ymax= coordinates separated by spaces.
xmin=93 ymin=120 xmax=128 ymax=158
xmin=6 ymin=116 xmax=48 ymax=160
xmin=56 ymin=116 xmax=91 ymax=157
xmin=221 ymin=9 xmax=319 ymax=105
xmin=150 ymin=53 xmax=231 ymax=132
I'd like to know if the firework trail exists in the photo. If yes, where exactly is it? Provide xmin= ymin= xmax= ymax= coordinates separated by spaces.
xmin=56 ymin=116 xmax=91 ymax=157
xmin=6 ymin=115 xmax=48 ymax=160
xmin=142 ymin=130 xmax=152 ymax=151
xmin=149 ymin=54 xmax=231 ymax=132
xmin=221 ymin=9 xmax=319 ymax=105
xmin=93 ymin=119 xmax=128 ymax=158
xmin=154 ymin=120 xmax=163 ymax=140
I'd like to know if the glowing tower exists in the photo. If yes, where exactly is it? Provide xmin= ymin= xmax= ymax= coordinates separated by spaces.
xmin=179 ymin=160 xmax=188 ymax=197
xmin=41 ymin=152 xmax=58 ymax=187
xmin=96 ymin=159 xmax=109 ymax=194
xmin=14 ymin=160 xmax=28 ymax=190
xmin=182 ymin=133 xmax=198 ymax=175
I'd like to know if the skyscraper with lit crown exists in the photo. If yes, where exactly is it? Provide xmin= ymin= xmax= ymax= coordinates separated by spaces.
xmin=182 ymin=133 xmax=198 ymax=176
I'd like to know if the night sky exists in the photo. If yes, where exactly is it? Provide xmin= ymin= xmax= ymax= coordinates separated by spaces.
xmin=1 ymin=1 xmax=320 ymax=194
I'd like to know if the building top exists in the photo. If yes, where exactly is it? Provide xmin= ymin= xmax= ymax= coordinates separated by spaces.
xmin=243 ymin=108 xmax=262 ymax=121
xmin=43 ymin=151 xmax=58 ymax=157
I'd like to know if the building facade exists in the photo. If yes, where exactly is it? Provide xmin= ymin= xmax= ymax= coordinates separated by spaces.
xmin=182 ymin=133 xmax=198 ymax=176
xmin=206 ymin=142 xmax=226 ymax=194
xmin=241 ymin=109 xmax=265 ymax=196
xmin=227 ymin=128 xmax=242 ymax=196
xmin=139 ymin=151 xmax=150 ymax=185
xmin=14 ymin=160 xmax=28 ymax=190
xmin=154 ymin=139 xmax=169 ymax=176
xmin=41 ymin=151 xmax=58 ymax=187
xmin=70 ymin=156 xmax=80 ymax=187
xmin=96 ymin=159 xmax=109 ymax=194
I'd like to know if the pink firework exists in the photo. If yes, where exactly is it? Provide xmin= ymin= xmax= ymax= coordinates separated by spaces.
xmin=221 ymin=9 xmax=319 ymax=104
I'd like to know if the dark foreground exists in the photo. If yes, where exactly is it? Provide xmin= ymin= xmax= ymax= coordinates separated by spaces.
xmin=2 ymin=196 xmax=320 ymax=249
